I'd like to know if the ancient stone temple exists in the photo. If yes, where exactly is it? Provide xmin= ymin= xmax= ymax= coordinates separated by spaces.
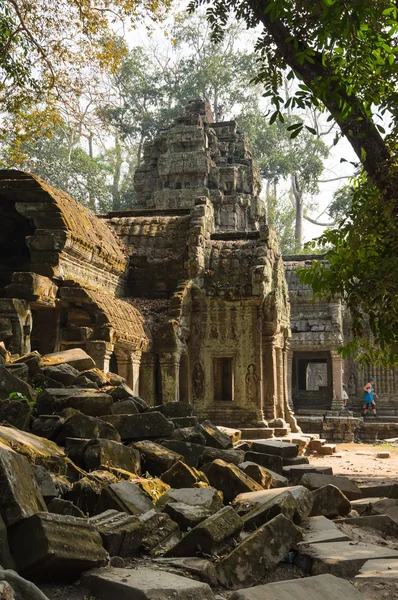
xmin=0 ymin=100 xmax=295 ymax=431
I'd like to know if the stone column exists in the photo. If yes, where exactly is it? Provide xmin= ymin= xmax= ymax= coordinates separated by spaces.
xmin=159 ymin=352 xmax=180 ymax=404
xmin=275 ymin=346 xmax=284 ymax=419
xmin=262 ymin=338 xmax=277 ymax=422
xmin=86 ymin=341 xmax=113 ymax=373
xmin=139 ymin=353 xmax=156 ymax=407
xmin=330 ymin=350 xmax=344 ymax=411
xmin=114 ymin=346 xmax=142 ymax=392
xmin=286 ymin=348 xmax=294 ymax=411
xmin=283 ymin=344 xmax=301 ymax=433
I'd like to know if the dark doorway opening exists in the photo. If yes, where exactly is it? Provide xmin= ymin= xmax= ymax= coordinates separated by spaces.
xmin=292 ymin=351 xmax=333 ymax=411
xmin=214 ymin=357 xmax=233 ymax=401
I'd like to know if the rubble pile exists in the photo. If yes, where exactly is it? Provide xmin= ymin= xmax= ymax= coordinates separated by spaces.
xmin=0 ymin=348 xmax=396 ymax=599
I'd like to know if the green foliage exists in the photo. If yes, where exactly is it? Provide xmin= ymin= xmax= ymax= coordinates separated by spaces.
xmin=1 ymin=128 xmax=113 ymax=212
xmin=8 ymin=392 xmax=27 ymax=400
xmin=190 ymin=0 xmax=398 ymax=362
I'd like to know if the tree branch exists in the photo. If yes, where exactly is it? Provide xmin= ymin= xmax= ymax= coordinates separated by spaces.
xmin=304 ymin=214 xmax=336 ymax=227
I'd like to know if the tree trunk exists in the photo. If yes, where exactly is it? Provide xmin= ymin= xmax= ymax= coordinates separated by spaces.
xmin=291 ymin=174 xmax=303 ymax=250
xmin=251 ymin=1 xmax=398 ymax=208
xmin=111 ymin=135 xmax=122 ymax=211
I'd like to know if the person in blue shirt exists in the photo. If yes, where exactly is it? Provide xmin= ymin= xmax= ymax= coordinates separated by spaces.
xmin=363 ymin=377 xmax=378 ymax=417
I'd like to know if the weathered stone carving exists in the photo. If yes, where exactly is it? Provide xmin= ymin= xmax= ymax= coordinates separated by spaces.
xmin=192 ymin=362 xmax=204 ymax=399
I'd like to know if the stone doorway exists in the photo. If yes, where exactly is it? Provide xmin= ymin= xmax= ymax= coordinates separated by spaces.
xmin=292 ymin=351 xmax=333 ymax=411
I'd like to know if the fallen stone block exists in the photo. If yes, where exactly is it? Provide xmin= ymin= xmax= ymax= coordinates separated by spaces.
xmin=84 ymin=439 xmax=141 ymax=475
xmin=310 ymin=484 xmax=351 ymax=518
xmin=47 ymin=498 xmax=84 ymax=518
xmin=11 ymin=351 xmax=41 ymax=377
xmin=238 ymin=462 xmax=273 ymax=489
xmin=111 ymin=399 xmax=138 ymax=415
xmin=95 ymin=481 xmax=155 ymax=516
xmin=300 ymin=516 xmax=351 ymax=544
xmin=171 ymin=426 xmax=206 ymax=445
xmin=358 ymin=482 xmax=392 ymax=497
xmin=360 ymin=497 xmax=398 ymax=521
xmin=132 ymin=440 xmax=183 ymax=476
xmin=389 ymin=483 xmax=398 ymax=499
xmin=296 ymin=540 xmax=398 ymax=577
xmin=300 ymin=473 xmax=362 ymax=500
xmin=0 ymin=443 xmax=46 ymax=526
xmin=59 ymin=411 xmax=121 ymax=443
xmin=0 ymin=398 xmax=32 ymax=431
xmin=251 ymin=440 xmax=298 ymax=459
xmin=202 ymin=460 xmax=263 ymax=503
xmin=282 ymin=456 xmax=309 ymax=466
xmin=0 ymin=365 xmax=36 ymax=402
xmin=242 ymin=491 xmax=297 ymax=530
xmin=200 ymin=447 xmax=245 ymax=467
xmin=318 ymin=444 xmax=336 ymax=455
xmin=40 ymin=348 xmax=95 ymax=371
xmin=9 ymin=512 xmax=107 ymax=581
xmin=233 ymin=486 xmax=313 ymax=523
xmin=354 ymin=558 xmax=398 ymax=591
xmin=244 ymin=451 xmax=283 ymax=474
xmin=36 ymin=388 xmax=113 ymax=417
xmin=154 ymin=401 xmax=194 ymax=418
xmin=198 ymin=421 xmax=232 ymax=449
xmin=104 ymin=412 xmax=174 ymax=441
xmin=0 ymin=514 xmax=14 ymax=569
xmin=350 ymin=497 xmax=385 ymax=515
xmin=163 ymin=502 xmax=214 ymax=530
xmin=139 ymin=509 xmax=180 ymax=554
xmin=282 ymin=464 xmax=333 ymax=485
xmin=170 ymin=416 xmax=199 ymax=428
xmin=64 ymin=437 xmax=90 ymax=468
xmin=154 ymin=557 xmax=218 ymax=586
xmin=39 ymin=364 xmax=80 ymax=386
xmin=161 ymin=461 xmax=206 ymax=488
xmin=165 ymin=506 xmax=243 ymax=557
xmin=90 ymin=509 xmax=145 ymax=556
xmin=32 ymin=415 xmax=64 ymax=441
xmin=65 ymin=476 xmax=103 ymax=516
xmin=157 ymin=487 xmax=224 ymax=513
xmin=229 ymin=573 xmax=364 ymax=600
xmin=32 ymin=465 xmax=57 ymax=503
xmin=216 ymin=514 xmax=303 ymax=589
xmin=217 ymin=426 xmax=241 ymax=444
xmin=338 ymin=514 xmax=398 ymax=536
xmin=376 ymin=451 xmax=390 ymax=458
xmin=81 ymin=368 xmax=108 ymax=387
xmin=160 ymin=440 xmax=205 ymax=468
xmin=83 ymin=566 xmax=215 ymax=600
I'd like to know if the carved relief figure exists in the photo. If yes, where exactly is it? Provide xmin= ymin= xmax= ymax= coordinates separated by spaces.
xmin=245 ymin=363 xmax=258 ymax=402
xmin=210 ymin=325 xmax=218 ymax=339
xmin=192 ymin=361 xmax=204 ymax=398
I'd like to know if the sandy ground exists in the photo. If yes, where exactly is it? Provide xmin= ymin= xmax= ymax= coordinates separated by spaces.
xmin=307 ymin=442 xmax=398 ymax=485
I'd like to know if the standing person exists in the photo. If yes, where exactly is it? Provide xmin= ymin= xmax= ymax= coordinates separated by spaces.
xmin=363 ymin=377 xmax=378 ymax=417
xmin=342 ymin=383 xmax=349 ymax=407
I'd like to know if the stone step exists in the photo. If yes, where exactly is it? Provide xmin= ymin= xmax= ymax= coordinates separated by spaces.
xmin=317 ymin=444 xmax=336 ymax=455
xmin=239 ymin=428 xmax=275 ymax=440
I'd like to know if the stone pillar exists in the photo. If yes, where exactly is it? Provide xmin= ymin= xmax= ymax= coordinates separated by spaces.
xmin=159 ymin=352 xmax=180 ymax=404
xmin=262 ymin=338 xmax=277 ymax=422
xmin=330 ymin=350 xmax=344 ymax=411
xmin=139 ymin=353 xmax=156 ymax=407
xmin=86 ymin=341 xmax=113 ymax=373
xmin=275 ymin=346 xmax=284 ymax=419
xmin=286 ymin=349 xmax=294 ymax=411
xmin=114 ymin=345 xmax=142 ymax=392
xmin=283 ymin=344 xmax=301 ymax=433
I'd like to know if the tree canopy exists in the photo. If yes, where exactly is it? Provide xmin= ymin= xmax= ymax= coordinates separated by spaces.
xmin=189 ymin=0 xmax=398 ymax=363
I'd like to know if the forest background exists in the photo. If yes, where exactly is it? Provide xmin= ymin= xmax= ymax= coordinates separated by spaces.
xmin=0 ymin=1 xmax=355 ymax=254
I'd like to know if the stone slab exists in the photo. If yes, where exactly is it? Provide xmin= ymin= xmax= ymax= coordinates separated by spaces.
xmin=296 ymin=540 xmax=398 ymax=577
xmin=40 ymin=349 xmax=95 ymax=371
xmin=103 ymin=412 xmax=174 ymax=441
xmin=83 ymin=566 xmax=215 ymax=600
xmin=282 ymin=465 xmax=333 ymax=485
xmin=300 ymin=473 xmax=362 ymax=500
xmin=358 ymin=483 xmax=392 ymax=498
xmin=229 ymin=574 xmax=364 ymax=600
xmin=233 ymin=486 xmax=313 ymax=522
xmin=338 ymin=514 xmax=398 ymax=536
xmin=355 ymin=557 xmax=398 ymax=580
xmin=251 ymin=440 xmax=298 ymax=459
xmin=244 ymin=451 xmax=283 ymax=474
xmin=9 ymin=512 xmax=107 ymax=581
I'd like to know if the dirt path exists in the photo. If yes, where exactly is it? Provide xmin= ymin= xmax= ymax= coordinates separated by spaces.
xmin=308 ymin=442 xmax=398 ymax=485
